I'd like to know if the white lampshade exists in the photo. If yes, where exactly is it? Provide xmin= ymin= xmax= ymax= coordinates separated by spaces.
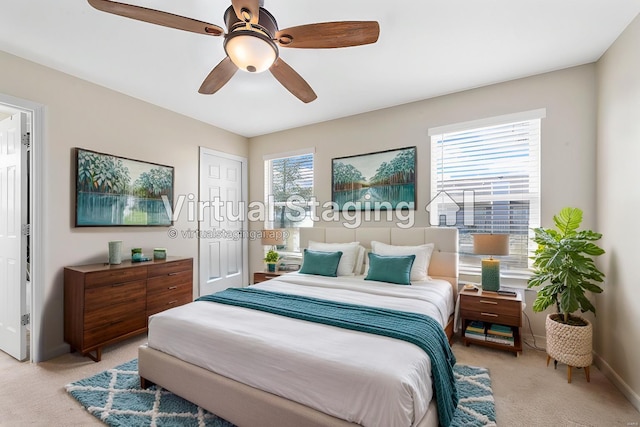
xmin=261 ymin=229 xmax=285 ymax=246
xmin=225 ymin=33 xmax=278 ymax=73
xmin=473 ymin=234 xmax=509 ymax=256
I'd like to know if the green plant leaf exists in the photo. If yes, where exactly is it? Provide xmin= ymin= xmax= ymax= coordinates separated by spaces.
xmin=553 ymin=207 xmax=582 ymax=235
xmin=577 ymin=293 xmax=596 ymax=314
xmin=532 ymin=293 xmax=554 ymax=312
xmin=582 ymin=242 xmax=605 ymax=256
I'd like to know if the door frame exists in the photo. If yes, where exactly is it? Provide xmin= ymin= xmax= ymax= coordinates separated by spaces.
xmin=198 ymin=147 xmax=248 ymax=294
xmin=0 ymin=93 xmax=45 ymax=363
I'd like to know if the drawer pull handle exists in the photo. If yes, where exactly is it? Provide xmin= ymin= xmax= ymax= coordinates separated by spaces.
xmin=111 ymin=283 xmax=125 ymax=287
xmin=168 ymin=286 xmax=178 ymax=290
xmin=480 ymin=312 xmax=498 ymax=317
xmin=480 ymin=300 xmax=498 ymax=305
xmin=168 ymin=300 xmax=178 ymax=305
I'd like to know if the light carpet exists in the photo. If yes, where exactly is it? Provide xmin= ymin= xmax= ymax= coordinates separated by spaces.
xmin=66 ymin=359 xmax=495 ymax=427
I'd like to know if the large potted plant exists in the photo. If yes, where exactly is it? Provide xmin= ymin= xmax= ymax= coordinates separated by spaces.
xmin=527 ymin=207 xmax=605 ymax=382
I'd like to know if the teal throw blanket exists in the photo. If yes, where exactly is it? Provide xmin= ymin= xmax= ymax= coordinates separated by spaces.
xmin=197 ymin=287 xmax=458 ymax=427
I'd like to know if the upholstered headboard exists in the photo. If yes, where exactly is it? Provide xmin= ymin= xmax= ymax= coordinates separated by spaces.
xmin=300 ymin=227 xmax=459 ymax=293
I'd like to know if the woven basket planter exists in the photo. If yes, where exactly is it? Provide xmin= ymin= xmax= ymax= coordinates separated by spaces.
xmin=546 ymin=314 xmax=593 ymax=368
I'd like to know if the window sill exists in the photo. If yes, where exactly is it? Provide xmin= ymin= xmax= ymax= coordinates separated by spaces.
xmin=459 ymin=268 xmax=533 ymax=290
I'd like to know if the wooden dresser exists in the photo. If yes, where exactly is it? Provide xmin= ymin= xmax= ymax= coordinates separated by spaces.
xmin=64 ymin=257 xmax=193 ymax=361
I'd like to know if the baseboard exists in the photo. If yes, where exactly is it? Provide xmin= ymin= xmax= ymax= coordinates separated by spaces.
xmin=593 ymin=351 xmax=640 ymax=412
xmin=521 ymin=332 xmax=547 ymax=352
xmin=37 ymin=342 xmax=70 ymax=363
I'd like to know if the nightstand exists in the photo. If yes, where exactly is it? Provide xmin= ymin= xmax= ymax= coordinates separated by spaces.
xmin=253 ymin=270 xmax=288 ymax=284
xmin=459 ymin=289 xmax=523 ymax=356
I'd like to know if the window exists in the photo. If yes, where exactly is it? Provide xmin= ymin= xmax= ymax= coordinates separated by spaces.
xmin=264 ymin=149 xmax=314 ymax=252
xmin=429 ymin=110 xmax=544 ymax=276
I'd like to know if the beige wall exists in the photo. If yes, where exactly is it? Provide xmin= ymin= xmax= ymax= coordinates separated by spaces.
xmin=0 ymin=50 xmax=248 ymax=361
xmin=250 ymin=64 xmax=598 ymax=230
xmin=596 ymin=14 xmax=640 ymax=409
xmin=249 ymin=65 xmax=598 ymax=341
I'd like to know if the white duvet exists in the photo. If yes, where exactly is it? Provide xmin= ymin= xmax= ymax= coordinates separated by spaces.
xmin=147 ymin=273 xmax=454 ymax=427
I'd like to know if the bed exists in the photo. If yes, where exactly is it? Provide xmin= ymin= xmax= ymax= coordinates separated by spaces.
xmin=139 ymin=227 xmax=459 ymax=427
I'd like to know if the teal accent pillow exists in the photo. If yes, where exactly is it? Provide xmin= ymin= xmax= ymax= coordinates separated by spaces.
xmin=299 ymin=249 xmax=343 ymax=277
xmin=365 ymin=252 xmax=416 ymax=285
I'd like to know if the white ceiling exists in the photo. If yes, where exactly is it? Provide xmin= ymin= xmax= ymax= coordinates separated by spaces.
xmin=1 ymin=1 xmax=638 ymax=137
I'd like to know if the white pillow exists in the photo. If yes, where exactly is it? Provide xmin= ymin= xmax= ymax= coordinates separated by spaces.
xmin=370 ymin=241 xmax=435 ymax=281
xmin=307 ymin=241 xmax=361 ymax=276
xmin=353 ymin=245 xmax=366 ymax=275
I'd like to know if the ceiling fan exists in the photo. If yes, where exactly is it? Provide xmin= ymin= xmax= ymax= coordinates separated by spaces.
xmin=87 ymin=0 xmax=380 ymax=103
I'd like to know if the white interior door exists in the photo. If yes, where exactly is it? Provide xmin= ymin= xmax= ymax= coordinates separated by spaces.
xmin=199 ymin=148 xmax=247 ymax=296
xmin=0 ymin=112 xmax=28 ymax=361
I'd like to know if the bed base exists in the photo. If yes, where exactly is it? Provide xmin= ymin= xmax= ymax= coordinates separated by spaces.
xmin=139 ymin=345 xmax=439 ymax=427
xmin=444 ymin=314 xmax=454 ymax=344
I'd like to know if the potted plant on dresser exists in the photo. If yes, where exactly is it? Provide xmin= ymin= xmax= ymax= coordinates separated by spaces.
xmin=528 ymin=207 xmax=605 ymax=383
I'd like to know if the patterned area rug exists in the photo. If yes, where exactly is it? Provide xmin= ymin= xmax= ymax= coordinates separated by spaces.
xmin=66 ymin=360 xmax=495 ymax=427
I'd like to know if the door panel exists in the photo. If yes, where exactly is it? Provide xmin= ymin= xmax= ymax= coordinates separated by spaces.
xmin=0 ymin=112 xmax=27 ymax=360
xmin=207 ymin=241 xmax=221 ymax=281
xmin=199 ymin=148 xmax=247 ymax=296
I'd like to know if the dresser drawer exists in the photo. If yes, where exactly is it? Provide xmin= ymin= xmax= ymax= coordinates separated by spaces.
xmin=147 ymin=271 xmax=192 ymax=292
xmin=460 ymin=295 xmax=521 ymax=317
xmin=85 ymin=268 xmax=147 ymax=288
xmin=84 ymin=295 xmax=146 ymax=330
xmin=147 ymin=276 xmax=192 ymax=297
xmin=147 ymin=291 xmax=191 ymax=316
xmin=148 ymin=259 xmax=192 ymax=278
xmin=83 ymin=315 xmax=147 ymax=349
xmin=85 ymin=280 xmax=146 ymax=312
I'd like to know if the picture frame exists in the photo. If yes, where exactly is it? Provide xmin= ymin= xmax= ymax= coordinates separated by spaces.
xmin=74 ymin=148 xmax=174 ymax=227
xmin=332 ymin=146 xmax=416 ymax=211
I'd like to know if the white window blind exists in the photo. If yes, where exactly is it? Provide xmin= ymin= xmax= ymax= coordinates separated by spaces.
xmin=265 ymin=151 xmax=314 ymax=251
xmin=430 ymin=113 xmax=542 ymax=276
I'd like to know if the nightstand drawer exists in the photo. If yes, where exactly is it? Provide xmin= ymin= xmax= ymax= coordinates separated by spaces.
xmin=254 ymin=271 xmax=287 ymax=284
xmin=460 ymin=309 xmax=521 ymax=327
xmin=460 ymin=294 xmax=521 ymax=317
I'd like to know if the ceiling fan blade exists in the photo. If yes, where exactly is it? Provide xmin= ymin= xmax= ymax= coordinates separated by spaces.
xmin=276 ymin=21 xmax=380 ymax=49
xmin=87 ymin=0 xmax=224 ymax=36
xmin=198 ymin=57 xmax=238 ymax=94
xmin=269 ymin=58 xmax=317 ymax=103
xmin=231 ymin=0 xmax=260 ymax=24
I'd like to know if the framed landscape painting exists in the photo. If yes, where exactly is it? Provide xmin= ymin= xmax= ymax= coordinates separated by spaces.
xmin=332 ymin=146 xmax=416 ymax=211
xmin=74 ymin=148 xmax=174 ymax=226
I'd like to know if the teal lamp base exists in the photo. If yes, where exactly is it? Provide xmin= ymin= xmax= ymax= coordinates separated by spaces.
xmin=481 ymin=258 xmax=501 ymax=291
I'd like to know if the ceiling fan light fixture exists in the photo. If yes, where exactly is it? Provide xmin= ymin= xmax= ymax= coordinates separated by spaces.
xmin=224 ymin=31 xmax=278 ymax=73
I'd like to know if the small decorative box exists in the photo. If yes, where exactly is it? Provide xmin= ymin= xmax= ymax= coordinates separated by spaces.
xmin=153 ymin=248 xmax=167 ymax=260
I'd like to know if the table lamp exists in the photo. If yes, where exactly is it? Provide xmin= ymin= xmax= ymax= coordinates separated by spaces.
xmin=473 ymin=234 xmax=509 ymax=291
xmin=261 ymin=229 xmax=286 ymax=250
